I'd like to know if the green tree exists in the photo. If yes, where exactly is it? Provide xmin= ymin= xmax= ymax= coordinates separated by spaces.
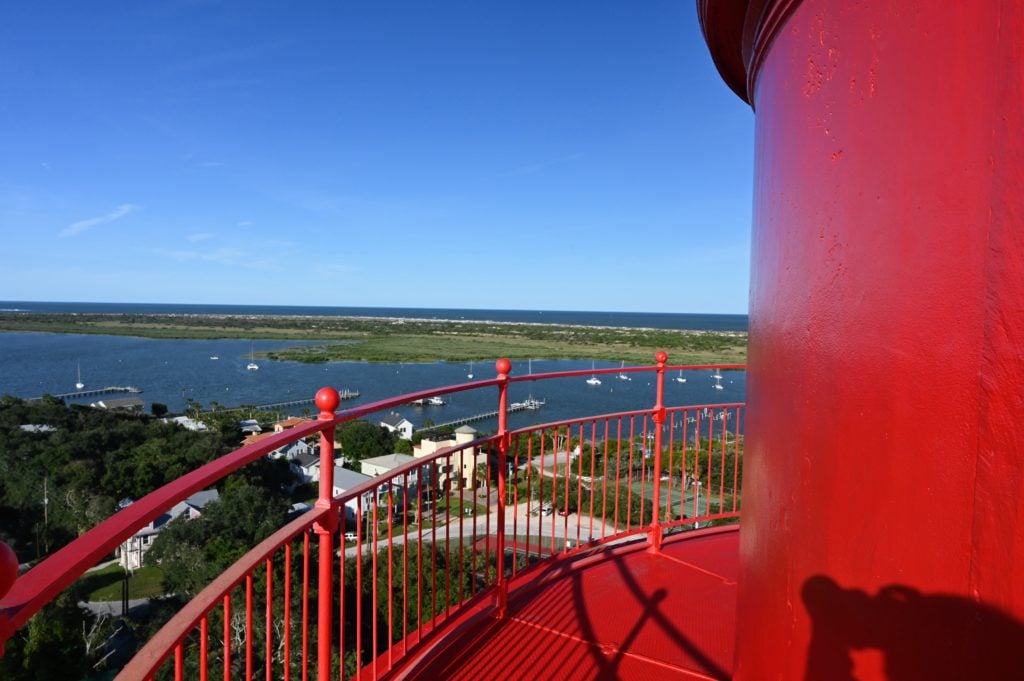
xmin=336 ymin=420 xmax=397 ymax=463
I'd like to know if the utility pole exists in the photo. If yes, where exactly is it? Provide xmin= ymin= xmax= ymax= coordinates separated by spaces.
xmin=42 ymin=476 xmax=49 ymax=553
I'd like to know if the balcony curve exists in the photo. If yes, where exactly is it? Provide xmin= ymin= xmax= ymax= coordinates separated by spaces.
xmin=0 ymin=357 xmax=745 ymax=680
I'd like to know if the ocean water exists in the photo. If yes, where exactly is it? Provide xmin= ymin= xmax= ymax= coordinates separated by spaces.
xmin=0 ymin=301 xmax=748 ymax=332
xmin=0 ymin=303 xmax=746 ymax=432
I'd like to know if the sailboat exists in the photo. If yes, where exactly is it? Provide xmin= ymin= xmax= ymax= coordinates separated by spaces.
xmin=675 ymin=369 xmax=686 ymax=384
xmin=246 ymin=343 xmax=259 ymax=371
xmin=713 ymin=374 xmax=724 ymax=390
xmin=467 ymin=361 xmax=474 ymax=380
xmin=712 ymin=368 xmax=723 ymax=379
xmin=617 ymin=361 xmax=630 ymax=381
xmin=75 ymin=363 xmax=85 ymax=390
xmin=586 ymin=361 xmax=602 ymax=386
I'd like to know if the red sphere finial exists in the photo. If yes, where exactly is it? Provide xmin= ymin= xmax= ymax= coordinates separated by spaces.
xmin=495 ymin=358 xmax=511 ymax=376
xmin=655 ymin=351 xmax=668 ymax=364
xmin=315 ymin=387 xmax=341 ymax=417
xmin=0 ymin=541 xmax=18 ymax=600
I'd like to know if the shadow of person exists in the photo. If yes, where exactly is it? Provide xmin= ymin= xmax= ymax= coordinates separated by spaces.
xmin=802 ymin=575 xmax=1024 ymax=680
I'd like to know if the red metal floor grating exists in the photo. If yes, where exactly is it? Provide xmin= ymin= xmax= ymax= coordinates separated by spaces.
xmin=402 ymin=526 xmax=738 ymax=681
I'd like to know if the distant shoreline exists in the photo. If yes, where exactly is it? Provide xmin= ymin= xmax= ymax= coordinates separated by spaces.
xmin=0 ymin=311 xmax=748 ymax=365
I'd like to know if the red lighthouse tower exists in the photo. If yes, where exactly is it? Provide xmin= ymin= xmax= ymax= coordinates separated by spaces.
xmin=701 ymin=1 xmax=1024 ymax=678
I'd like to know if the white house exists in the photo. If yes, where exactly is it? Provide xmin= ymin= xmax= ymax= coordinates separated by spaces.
xmin=290 ymin=451 xmax=321 ymax=483
xmin=118 ymin=489 xmax=220 ymax=570
xmin=162 ymin=416 xmax=208 ymax=432
xmin=379 ymin=412 xmax=414 ymax=440
xmin=270 ymin=439 xmax=315 ymax=461
xmin=360 ymin=453 xmax=416 ymax=479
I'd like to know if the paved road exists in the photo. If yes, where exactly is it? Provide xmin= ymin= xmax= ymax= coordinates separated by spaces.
xmin=341 ymin=501 xmax=620 ymax=558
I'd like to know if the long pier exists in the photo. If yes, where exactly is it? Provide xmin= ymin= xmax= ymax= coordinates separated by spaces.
xmin=206 ymin=389 xmax=360 ymax=414
xmin=30 ymin=386 xmax=142 ymax=401
xmin=416 ymin=398 xmax=545 ymax=433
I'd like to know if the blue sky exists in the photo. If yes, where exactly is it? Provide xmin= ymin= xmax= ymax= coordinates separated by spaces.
xmin=0 ymin=2 xmax=753 ymax=313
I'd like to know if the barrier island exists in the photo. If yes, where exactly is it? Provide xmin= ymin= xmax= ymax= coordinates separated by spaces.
xmin=0 ymin=312 xmax=747 ymax=365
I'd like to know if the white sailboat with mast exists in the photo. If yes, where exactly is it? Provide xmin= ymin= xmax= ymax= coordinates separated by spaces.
xmin=75 ymin=363 xmax=85 ymax=390
xmin=246 ymin=343 xmax=259 ymax=371
xmin=586 ymin=361 xmax=602 ymax=386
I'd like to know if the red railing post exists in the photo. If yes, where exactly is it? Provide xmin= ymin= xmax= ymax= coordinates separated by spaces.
xmin=494 ymin=358 xmax=511 ymax=618
xmin=0 ymin=541 xmax=18 ymax=655
xmin=648 ymin=352 xmax=668 ymax=553
xmin=313 ymin=388 xmax=340 ymax=681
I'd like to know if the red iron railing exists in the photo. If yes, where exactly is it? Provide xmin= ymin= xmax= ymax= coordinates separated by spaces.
xmin=0 ymin=355 xmax=745 ymax=680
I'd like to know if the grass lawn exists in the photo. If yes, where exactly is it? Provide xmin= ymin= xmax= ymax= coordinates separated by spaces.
xmin=79 ymin=563 xmax=166 ymax=601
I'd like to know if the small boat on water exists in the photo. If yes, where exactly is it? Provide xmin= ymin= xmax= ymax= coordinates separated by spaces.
xmin=426 ymin=396 xmax=446 ymax=406
xmin=586 ymin=361 xmax=602 ymax=386
xmin=675 ymin=369 xmax=686 ymax=383
xmin=246 ymin=343 xmax=259 ymax=371
xmin=616 ymin=361 xmax=630 ymax=381
xmin=75 ymin=363 xmax=85 ymax=390
xmin=713 ymin=375 xmax=724 ymax=390
xmin=210 ymin=356 xmax=219 ymax=360
xmin=467 ymin=361 xmax=474 ymax=380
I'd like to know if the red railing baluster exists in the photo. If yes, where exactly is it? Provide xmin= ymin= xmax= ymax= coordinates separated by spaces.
xmin=371 ymin=497 xmax=378 ymax=681
xmin=284 ymin=542 xmax=291 ymax=681
xmin=511 ymin=432 xmax=520 ymax=578
xmin=495 ymin=358 xmax=510 ymax=615
xmin=402 ymin=471 xmax=409 ymax=657
xmin=338 ymin=526 xmax=345 ymax=681
xmin=387 ymin=489 xmax=394 ymax=671
xmin=302 ymin=530 xmax=310 ymax=681
xmin=601 ymin=420 xmax=610 ymax=540
xmin=223 ymin=594 xmax=231 ymax=681
xmin=245 ymin=574 xmax=253 ymax=681
xmin=200 ymin=614 xmax=209 ymax=681
xmin=626 ymin=418 xmax=635 ymax=532
xmin=355 ymin=496 xmax=363 ymax=681
xmin=175 ymin=643 xmax=184 ymax=681
xmin=314 ymin=388 xmax=341 ymax=681
xmin=649 ymin=351 xmax=668 ymax=552
xmin=265 ymin=557 xmax=273 ymax=681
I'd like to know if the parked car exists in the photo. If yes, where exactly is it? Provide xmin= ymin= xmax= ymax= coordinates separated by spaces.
xmin=541 ymin=505 xmax=553 ymax=516
xmin=344 ymin=532 xmax=357 ymax=542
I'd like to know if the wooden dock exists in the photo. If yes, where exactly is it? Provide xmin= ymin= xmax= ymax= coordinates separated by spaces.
xmin=416 ymin=397 xmax=545 ymax=433
xmin=206 ymin=389 xmax=360 ymax=414
xmin=30 ymin=386 xmax=143 ymax=401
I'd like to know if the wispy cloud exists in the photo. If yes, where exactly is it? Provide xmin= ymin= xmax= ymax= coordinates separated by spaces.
xmin=186 ymin=232 xmax=214 ymax=243
xmin=236 ymin=220 xmax=253 ymax=227
xmin=506 ymin=153 xmax=584 ymax=177
xmin=59 ymin=203 xmax=140 ymax=238
xmin=157 ymin=246 xmax=291 ymax=272
xmin=161 ymin=247 xmax=248 ymax=265
xmin=40 ymin=162 xmax=51 ymax=172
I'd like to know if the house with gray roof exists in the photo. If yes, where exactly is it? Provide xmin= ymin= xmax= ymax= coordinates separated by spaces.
xmin=118 ymin=488 xmax=220 ymax=570
xmin=379 ymin=412 xmax=414 ymax=440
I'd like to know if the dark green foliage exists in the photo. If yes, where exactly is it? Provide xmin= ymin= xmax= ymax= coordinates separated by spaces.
xmin=146 ymin=482 xmax=289 ymax=596
xmin=0 ymin=398 xmax=230 ymax=560
xmin=336 ymin=420 xmax=398 ymax=463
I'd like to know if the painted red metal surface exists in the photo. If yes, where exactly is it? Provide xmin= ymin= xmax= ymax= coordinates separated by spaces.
xmin=398 ymin=528 xmax=739 ymax=681
xmin=703 ymin=1 xmax=1024 ymax=679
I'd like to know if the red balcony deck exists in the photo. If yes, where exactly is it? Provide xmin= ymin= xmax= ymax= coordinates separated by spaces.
xmin=399 ymin=527 xmax=738 ymax=681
